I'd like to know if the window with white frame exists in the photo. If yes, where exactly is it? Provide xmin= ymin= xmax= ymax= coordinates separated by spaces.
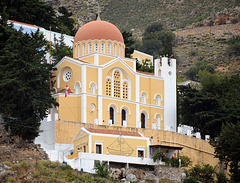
xmin=95 ymin=142 xmax=103 ymax=154
xmin=90 ymin=83 xmax=96 ymax=94
xmin=137 ymin=147 xmax=145 ymax=158
xmin=118 ymin=44 xmax=121 ymax=56
xmin=142 ymin=93 xmax=147 ymax=104
xmin=121 ymin=108 xmax=128 ymax=127
xmin=156 ymin=115 xmax=161 ymax=130
xmin=82 ymin=43 xmax=86 ymax=56
xmin=94 ymin=42 xmax=99 ymax=52
xmin=107 ymin=43 xmax=111 ymax=55
xmin=88 ymin=42 xmax=92 ymax=54
xmin=141 ymin=112 xmax=146 ymax=128
xmin=156 ymin=95 xmax=161 ymax=106
xmin=78 ymin=44 xmax=81 ymax=57
xmin=109 ymin=106 xmax=116 ymax=124
xmin=113 ymin=43 xmax=117 ymax=56
xmin=101 ymin=42 xmax=105 ymax=53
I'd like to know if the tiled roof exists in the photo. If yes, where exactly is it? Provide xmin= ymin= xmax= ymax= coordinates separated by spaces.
xmin=8 ymin=20 xmax=40 ymax=28
xmin=85 ymin=128 xmax=142 ymax=137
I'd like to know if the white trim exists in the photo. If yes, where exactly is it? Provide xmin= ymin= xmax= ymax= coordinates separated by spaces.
xmin=74 ymin=39 xmax=124 ymax=46
xmin=98 ymin=68 xmax=103 ymax=125
xmin=136 ymin=146 xmax=146 ymax=158
xmin=154 ymin=113 xmax=163 ymax=120
xmin=89 ymin=81 xmax=97 ymax=89
xmin=74 ymin=81 xmax=82 ymax=89
xmin=140 ymin=109 xmax=150 ymax=119
xmin=136 ymin=103 xmax=140 ymax=128
xmin=74 ymin=134 xmax=89 ymax=141
xmin=140 ymin=91 xmax=149 ymax=99
xmin=120 ymin=105 xmax=131 ymax=115
xmin=94 ymin=53 xmax=99 ymax=65
xmin=107 ymin=103 xmax=119 ymax=113
xmin=82 ymin=65 xmax=87 ymax=123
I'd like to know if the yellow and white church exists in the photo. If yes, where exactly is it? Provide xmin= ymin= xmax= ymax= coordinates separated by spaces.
xmin=35 ymin=18 xmax=218 ymax=172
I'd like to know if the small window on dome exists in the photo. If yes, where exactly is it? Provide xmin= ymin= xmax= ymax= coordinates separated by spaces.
xmin=78 ymin=44 xmax=81 ymax=57
xmin=118 ymin=44 xmax=121 ymax=57
xmin=88 ymin=43 xmax=92 ymax=54
xmin=113 ymin=43 xmax=117 ymax=56
xmin=101 ymin=42 xmax=105 ymax=53
xmin=107 ymin=43 xmax=111 ymax=55
xmin=94 ymin=42 xmax=99 ymax=52
xmin=82 ymin=43 xmax=86 ymax=56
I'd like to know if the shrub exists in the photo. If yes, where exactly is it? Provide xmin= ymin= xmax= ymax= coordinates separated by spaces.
xmin=170 ymin=158 xmax=179 ymax=167
xmin=180 ymin=154 xmax=192 ymax=167
xmin=6 ymin=177 xmax=16 ymax=183
xmin=183 ymin=177 xmax=198 ymax=183
xmin=227 ymin=35 xmax=240 ymax=56
xmin=61 ymin=164 xmax=73 ymax=171
xmin=20 ymin=161 xmax=30 ymax=170
xmin=216 ymin=172 xmax=228 ymax=183
xmin=93 ymin=161 xmax=109 ymax=178
xmin=49 ymin=161 xmax=58 ymax=168
xmin=152 ymin=150 xmax=165 ymax=162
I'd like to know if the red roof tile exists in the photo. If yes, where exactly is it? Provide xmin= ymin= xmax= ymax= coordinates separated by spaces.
xmin=8 ymin=20 xmax=40 ymax=28
xmin=85 ymin=128 xmax=142 ymax=137
xmin=136 ymin=70 xmax=154 ymax=75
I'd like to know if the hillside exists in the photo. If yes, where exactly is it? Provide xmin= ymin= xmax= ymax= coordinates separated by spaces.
xmin=45 ymin=0 xmax=239 ymax=34
xmin=174 ymin=22 xmax=240 ymax=78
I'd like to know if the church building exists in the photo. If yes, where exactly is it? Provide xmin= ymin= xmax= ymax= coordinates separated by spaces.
xmin=52 ymin=19 xmax=177 ymax=132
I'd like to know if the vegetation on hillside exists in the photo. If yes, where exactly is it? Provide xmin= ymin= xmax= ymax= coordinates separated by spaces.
xmin=1 ymin=160 xmax=113 ymax=183
xmin=0 ymin=0 xmax=76 ymax=35
xmin=102 ymin=0 xmax=239 ymax=34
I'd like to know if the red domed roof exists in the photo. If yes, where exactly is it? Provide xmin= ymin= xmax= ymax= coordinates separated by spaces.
xmin=74 ymin=20 xmax=124 ymax=44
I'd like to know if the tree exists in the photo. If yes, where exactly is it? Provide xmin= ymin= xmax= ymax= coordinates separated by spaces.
xmin=212 ymin=122 xmax=240 ymax=182
xmin=51 ymin=34 xmax=73 ymax=65
xmin=122 ymin=31 xmax=135 ymax=58
xmin=55 ymin=6 xmax=76 ymax=36
xmin=186 ymin=164 xmax=216 ymax=183
xmin=93 ymin=161 xmax=109 ymax=178
xmin=141 ymin=22 xmax=175 ymax=58
xmin=227 ymin=35 xmax=240 ymax=56
xmin=0 ymin=23 xmax=58 ymax=142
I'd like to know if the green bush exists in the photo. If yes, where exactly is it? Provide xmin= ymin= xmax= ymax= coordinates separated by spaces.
xmin=184 ymin=177 xmax=198 ymax=183
xmin=61 ymin=164 xmax=73 ymax=171
xmin=152 ymin=150 xmax=165 ymax=162
xmin=216 ymin=172 xmax=228 ymax=183
xmin=49 ymin=161 xmax=58 ymax=168
xmin=180 ymin=154 xmax=192 ymax=167
xmin=93 ymin=161 xmax=109 ymax=178
xmin=227 ymin=35 xmax=240 ymax=56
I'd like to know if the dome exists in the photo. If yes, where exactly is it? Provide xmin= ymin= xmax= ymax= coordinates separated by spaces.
xmin=74 ymin=20 xmax=124 ymax=44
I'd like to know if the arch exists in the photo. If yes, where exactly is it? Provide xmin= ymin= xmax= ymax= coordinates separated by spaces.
xmin=120 ymin=105 xmax=131 ymax=115
xmin=88 ymin=42 xmax=92 ymax=54
xmin=101 ymin=42 xmax=105 ymax=53
xmin=89 ymin=81 xmax=98 ymax=89
xmin=154 ymin=94 xmax=162 ymax=106
xmin=107 ymin=103 xmax=119 ymax=113
xmin=90 ymin=83 xmax=95 ymax=94
xmin=74 ymin=81 xmax=82 ymax=94
xmin=140 ymin=109 xmax=150 ymax=119
xmin=94 ymin=42 xmax=99 ymax=52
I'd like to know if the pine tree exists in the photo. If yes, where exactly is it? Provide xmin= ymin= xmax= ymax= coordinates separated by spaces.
xmin=0 ymin=24 xmax=58 ymax=142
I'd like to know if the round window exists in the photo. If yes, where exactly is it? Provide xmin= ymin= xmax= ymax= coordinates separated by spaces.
xmin=63 ymin=70 xmax=71 ymax=82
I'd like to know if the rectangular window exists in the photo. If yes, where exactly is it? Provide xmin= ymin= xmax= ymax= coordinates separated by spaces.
xmin=96 ymin=144 xmax=102 ymax=154
xmin=138 ymin=150 xmax=144 ymax=158
xmin=83 ymin=145 xmax=86 ymax=153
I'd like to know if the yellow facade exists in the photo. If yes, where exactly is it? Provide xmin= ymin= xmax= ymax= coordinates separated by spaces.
xmin=72 ymin=127 xmax=149 ymax=158
xmin=131 ymin=50 xmax=154 ymax=66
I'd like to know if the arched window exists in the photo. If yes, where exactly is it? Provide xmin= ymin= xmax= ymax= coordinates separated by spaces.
xmin=141 ymin=113 xmax=146 ymax=128
xmin=118 ymin=44 xmax=121 ymax=56
xmin=82 ymin=43 xmax=86 ymax=56
xmin=121 ymin=109 xmax=128 ymax=127
xmin=107 ymin=43 xmax=111 ymax=55
xmin=142 ymin=93 xmax=147 ymax=104
xmin=94 ymin=42 xmax=99 ymax=52
xmin=75 ymin=83 xmax=80 ymax=94
xmin=101 ymin=42 xmax=105 ymax=53
xmin=90 ymin=83 xmax=95 ymax=94
xmin=122 ymin=81 xmax=128 ymax=99
xmin=110 ymin=107 xmax=116 ymax=124
xmin=78 ymin=44 xmax=81 ymax=57
xmin=88 ymin=42 xmax=92 ymax=54
xmin=156 ymin=115 xmax=161 ymax=130
xmin=156 ymin=95 xmax=161 ymax=106
xmin=114 ymin=71 xmax=121 ymax=98
xmin=113 ymin=43 xmax=117 ymax=56
xmin=106 ymin=78 xmax=112 ymax=96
